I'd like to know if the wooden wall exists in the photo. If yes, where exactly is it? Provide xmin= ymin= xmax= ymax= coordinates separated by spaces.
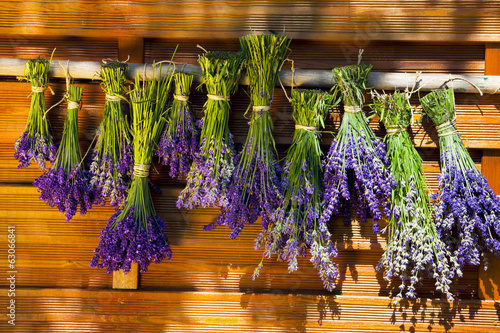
xmin=1 ymin=1 xmax=500 ymax=332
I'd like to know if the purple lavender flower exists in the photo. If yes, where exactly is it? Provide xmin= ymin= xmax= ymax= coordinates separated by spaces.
xmin=14 ymin=57 xmax=56 ymax=169
xmin=33 ymin=85 xmax=95 ymax=221
xmin=88 ymin=62 xmax=133 ymax=208
xmin=91 ymin=63 xmax=175 ymax=273
xmin=177 ymin=51 xmax=244 ymax=209
xmin=90 ymin=207 xmax=172 ymax=274
xmin=255 ymin=89 xmax=339 ymax=291
xmin=321 ymin=64 xmax=395 ymax=230
xmin=421 ymin=88 xmax=500 ymax=269
xmin=157 ymin=73 xmax=199 ymax=179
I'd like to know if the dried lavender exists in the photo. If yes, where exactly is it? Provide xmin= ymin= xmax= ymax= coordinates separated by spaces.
xmin=177 ymin=51 xmax=244 ymax=209
xmin=321 ymin=64 xmax=395 ymax=231
xmin=255 ymin=89 xmax=339 ymax=291
xmin=420 ymin=88 xmax=500 ymax=269
xmin=90 ymin=64 xmax=175 ymax=274
xmin=33 ymin=85 xmax=95 ymax=221
xmin=88 ymin=61 xmax=133 ymax=208
xmin=206 ymin=33 xmax=290 ymax=238
xmin=372 ymin=90 xmax=461 ymax=301
xmin=157 ymin=72 xmax=199 ymax=179
xmin=14 ymin=56 xmax=57 ymax=169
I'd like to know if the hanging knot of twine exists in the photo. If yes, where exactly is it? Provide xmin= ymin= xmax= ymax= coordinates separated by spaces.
xmin=105 ymin=94 xmax=122 ymax=102
xmin=67 ymin=100 xmax=80 ymax=110
xmin=174 ymin=94 xmax=189 ymax=102
xmin=207 ymin=94 xmax=230 ymax=101
xmin=385 ymin=125 xmax=406 ymax=136
xmin=133 ymin=163 xmax=150 ymax=178
xmin=436 ymin=119 xmax=458 ymax=138
xmin=31 ymin=86 xmax=47 ymax=93
xmin=252 ymin=105 xmax=271 ymax=112
xmin=295 ymin=124 xmax=318 ymax=132
xmin=344 ymin=105 xmax=362 ymax=113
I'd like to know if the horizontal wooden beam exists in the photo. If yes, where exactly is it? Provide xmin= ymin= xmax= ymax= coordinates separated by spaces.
xmin=0 ymin=57 xmax=498 ymax=93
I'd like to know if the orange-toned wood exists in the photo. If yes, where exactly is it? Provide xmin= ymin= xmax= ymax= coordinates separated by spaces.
xmin=1 ymin=288 xmax=497 ymax=333
xmin=0 ymin=1 xmax=500 ymax=42
xmin=111 ymin=37 xmax=145 ymax=290
xmin=478 ymin=43 xmax=500 ymax=300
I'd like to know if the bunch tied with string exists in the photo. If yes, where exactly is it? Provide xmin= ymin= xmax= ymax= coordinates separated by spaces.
xmin=88 ymin=61 xmax=133 ymax=208
xmin=205 ymin=32 xmax=290 ymax=238
xmin=254 ymin=89 xmax=339 ymax=291
xmin=157 ymin=72 xmax=199 ymax=179
xmin=420 ymin=88 xmax=500 ymax=270
xmin=178 ymin=50 xmax=244 ymax=209
xmin=33 ymin=67 xmax=95 ymax=222
xmin=91 ymin=63 xmax=175 ymax=274
xmin=321 ymin=63 xmax=395 ymax=231
xmin=372 ymin=90 xmax=461 ymax=301
xmin=14 ymin=55 xmax=57 ymax=169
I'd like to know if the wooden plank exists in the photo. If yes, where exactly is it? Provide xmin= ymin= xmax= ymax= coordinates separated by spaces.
xmin=0 ymin=288 xmax=498 ymax=332
xmin=478 ymin=44 xmax=500 ymax=300
xmin=0 ymin=1 xmax=500 ymax=42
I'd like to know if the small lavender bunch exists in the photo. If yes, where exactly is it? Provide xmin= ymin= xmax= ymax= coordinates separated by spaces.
xmin=255 ymin=89 xmax=339 ymax=291
xmin=90 ymin=64 xmax=175 ymax=274
xmin=157 ymin=72 xmax=199 ymax=179
xmin=420 ymin=88 xmax=500 ymax=269
xmin=207 ymin=33 xmax=290 ymax=238
xmin=33 ymin=85 xmax=95 ymax=221
xmin=321 ymin=64 xmax=395 ymax=231
xmin=372 ymin=90 xmax=461 ymax=301
xmin=14 ymin=56 xmax=57 ymax=169
xmin=88 ymin=61 xmax=133 ymax=208
xmin=177 ymin=51 xmax=244 ymax=209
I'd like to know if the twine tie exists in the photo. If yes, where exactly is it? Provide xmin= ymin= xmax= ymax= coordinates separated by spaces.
xmin=133 ymin=163 xmax=150 ymax=178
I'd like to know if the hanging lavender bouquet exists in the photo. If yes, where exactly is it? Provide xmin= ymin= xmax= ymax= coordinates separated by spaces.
xmin=255 ymin=89 xmax=339 ymax=291
xmin=177 ymin=51 xmax=244 ymax=209
xmin=206 ymin=33 xmax=290 ymax=238
xmin=88 ymin=61 xmax=133 ymax=208
xmin=420 ymin=88 xmax=500 ymax=269
xmin=320 ymin=64 xmax=395 ymax=232
xmin=90 ymin=64 xmax=175 ymax=274
xmin=33 ymin=84 xmax=95 ymax=221
xmin=157 ymin=72 xmax=199 ymax=179
xmin=372 ymin=90 xmax=461 ymax=301
xmin=14 ymin=56 xmax=57 ymax=169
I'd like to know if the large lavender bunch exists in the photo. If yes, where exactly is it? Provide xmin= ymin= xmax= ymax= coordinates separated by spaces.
xmin=14 ymin=56 xmax=57 ymax=169
xmin=372 ymin=90 xmax=461 ymax=301
xmin=255 ymin=89 xmax=339 ymax=291
xmin=33 ymin=85 xmax=95 ymax=221
xmin=206 ymin=33 xmax=290 ymax=238
xmin=420 ymin=88 xmax=500 ymax=269
xmin=321 ymin=64 xmax=395 ymax=231
xmin=177 ymin=51 xmax=244 ymax=209
xmin=88 ymin=61 xmax=133 ymax=208
xmin=157 ymin=72 xmax=199 ymax=179
xmin=91 ymin=64 xmax=175 ymax=274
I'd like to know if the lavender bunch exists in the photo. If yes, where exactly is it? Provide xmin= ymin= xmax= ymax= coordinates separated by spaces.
xmin=88 ymin=61 xmax=133 ymax=208
xmin=90 ymin=64 xmax=175 ymax=274
xmin=177 ymin=51 xmax=244 ymax=209
xmin=14 ymin=56 xmax=57 ymax=169
xmin=33 ymin=85 xmax=95 ymax=221
xmin=157 ymin=72 xmax=199 ymax=179
xmin=420 ymin=88 xmax=500 ymax=269
xmin=255 ymin=89 xmax=339 ymax=291
xmin=321 ymin=64 xmax=395 ymax=231
xmin=372 ymin=91 xmax=461 ymax=301
xmin=206 ymin=33 xmax=290 ymax=238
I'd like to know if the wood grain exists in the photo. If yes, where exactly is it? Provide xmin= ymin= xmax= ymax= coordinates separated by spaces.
xmin=0 ymin=1 xmax=500 ymax=42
